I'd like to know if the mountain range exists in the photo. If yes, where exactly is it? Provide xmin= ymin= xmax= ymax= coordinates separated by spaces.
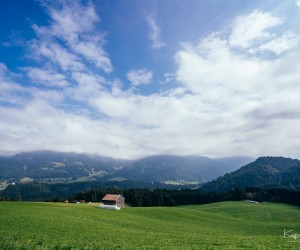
xmin=0 ymin=151 xmax=254 ymax=188
xmin=1 ymin=152 xmax=300 ymax=202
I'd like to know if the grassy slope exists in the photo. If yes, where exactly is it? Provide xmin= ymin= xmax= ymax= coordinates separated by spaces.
xmin=0 ymin=201 xmax=299 ymax=249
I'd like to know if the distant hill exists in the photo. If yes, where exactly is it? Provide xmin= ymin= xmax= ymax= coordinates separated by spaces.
xmin=115 ymin=155 xmax=254 ymax=184
xmin=0 ymin=151 xmax=254 ymax=186
xmin=201 ymin=156 xmax=300 ymax=192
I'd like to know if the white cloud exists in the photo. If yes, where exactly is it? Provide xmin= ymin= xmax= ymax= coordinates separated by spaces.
xmin=73 ymin=41 xmax=112 ymax=73
xmin=31 ymin=0 xmax=112 ymax=73
xmin=0 ymin=63 xmax=8 ymax=76
xmin=146 ymin=15 xmax=166 ymax=49
xmin=126 ymin=69 xmax=153 ymax=86
xmin=229 ymin=10 xmax=282 ymax=48
xmin=24 ymin=67 xmax=69 ymax=87
xmin=174 ymin=10 xmax=300 ymax=158
xmin=296 ymin=0 xmax=300 ymax=8
xmin=252 ymin=31 xmax=300 ymax=55
xmin=46 ymin=1 xmax=99 ymax=37
xmin=160 ymin=73 xmax=175 ymax=84
xmin=30 ymin=41 xmax=84 ymax=71
xmin=0 ymin=63 xmax=31 ymax=106
xmin=176 ymin=37 xmax=269 ymax=95
xmin=69 ymin=72 xmax=105 ymax=103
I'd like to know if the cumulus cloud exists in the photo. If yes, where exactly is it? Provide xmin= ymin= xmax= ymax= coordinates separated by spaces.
xmin=296 ymin=0 xmax=300 ymax=8
xmin=126 ymin=68 xmax=153 ymax=86
xmin=146 ymin=14 xmax=166 ymax=49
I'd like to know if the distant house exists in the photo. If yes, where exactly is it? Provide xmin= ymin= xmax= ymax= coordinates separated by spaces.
xmin=99 ymin=194 xmax=125 ymax=210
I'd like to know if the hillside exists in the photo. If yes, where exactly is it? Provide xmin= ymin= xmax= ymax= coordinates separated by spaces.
xmin=202 ymin=156 xmax=300 ymax=192
xmin=0 ymin=201 xmax=299 ymax=249
xmin=0 ymin=151 xmax=254 ymax=186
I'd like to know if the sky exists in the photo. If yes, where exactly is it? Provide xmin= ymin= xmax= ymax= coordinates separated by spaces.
xmin=0 ymin=0 xmax=300 ymax=159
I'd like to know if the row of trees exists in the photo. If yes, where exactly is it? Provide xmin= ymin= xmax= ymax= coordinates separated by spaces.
xmin=0 ymin=180 xmax=197 ymax=202
xmin=72 ymin=188 xmax=176 ymax=206
xmin=1 ymin=183 xmax=299 ymax=207
xmin=70 ymin=186 xmax=300 ymax=207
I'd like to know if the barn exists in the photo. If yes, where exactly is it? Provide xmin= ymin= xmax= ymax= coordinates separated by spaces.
xmin=99 ymin=194 xmax=125 ymax=210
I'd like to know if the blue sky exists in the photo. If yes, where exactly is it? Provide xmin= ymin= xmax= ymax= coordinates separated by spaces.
xmin=0 ymin=0 xmax=300 ymax=159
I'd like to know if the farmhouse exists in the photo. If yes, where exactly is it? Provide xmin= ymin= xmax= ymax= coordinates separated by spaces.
xmin=99 ymin=194 xmax=125 ymax=210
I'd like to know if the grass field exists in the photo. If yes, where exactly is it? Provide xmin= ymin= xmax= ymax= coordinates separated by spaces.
xmin=0 ymin=201 xmax=300 ymax=249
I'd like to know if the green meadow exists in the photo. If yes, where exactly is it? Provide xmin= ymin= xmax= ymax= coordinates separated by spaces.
xmin=0 ymin=201 xmax=299 ymax=249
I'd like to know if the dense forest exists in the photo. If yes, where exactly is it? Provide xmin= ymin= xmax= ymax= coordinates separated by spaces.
xmin=70 ymin=187 xmax=300 ymax=207
xmin=0 ymin=180 xmax=197 ymax=202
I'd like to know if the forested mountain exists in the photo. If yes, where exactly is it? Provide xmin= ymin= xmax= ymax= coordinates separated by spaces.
xmin=201 ymin=157 xmax=300 ymax=192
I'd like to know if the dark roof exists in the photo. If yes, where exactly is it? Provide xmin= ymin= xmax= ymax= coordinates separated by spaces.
xmin=102 ymin=194 xmax=123 ymax=201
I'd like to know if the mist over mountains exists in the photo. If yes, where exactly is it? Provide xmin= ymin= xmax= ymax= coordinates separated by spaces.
xmin=2 ymin=151 xmax=299 ymax=195
xmin=0 ymin=151 xmax=254 ymax=186
xmin=115 ymin=155 xmax=254 ymax=184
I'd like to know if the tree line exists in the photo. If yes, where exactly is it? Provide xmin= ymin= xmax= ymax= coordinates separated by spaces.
xmin=69 ymin=186 xmax=300 ymax=207
xmin=0 ymin=180 xmax=196 ymax=202
xmin=1 ymin=183 xmax=300 ymax=207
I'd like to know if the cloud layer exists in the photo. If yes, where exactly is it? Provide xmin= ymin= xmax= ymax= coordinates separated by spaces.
xmin=0 ymin=2 xmax=300 ymax=159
